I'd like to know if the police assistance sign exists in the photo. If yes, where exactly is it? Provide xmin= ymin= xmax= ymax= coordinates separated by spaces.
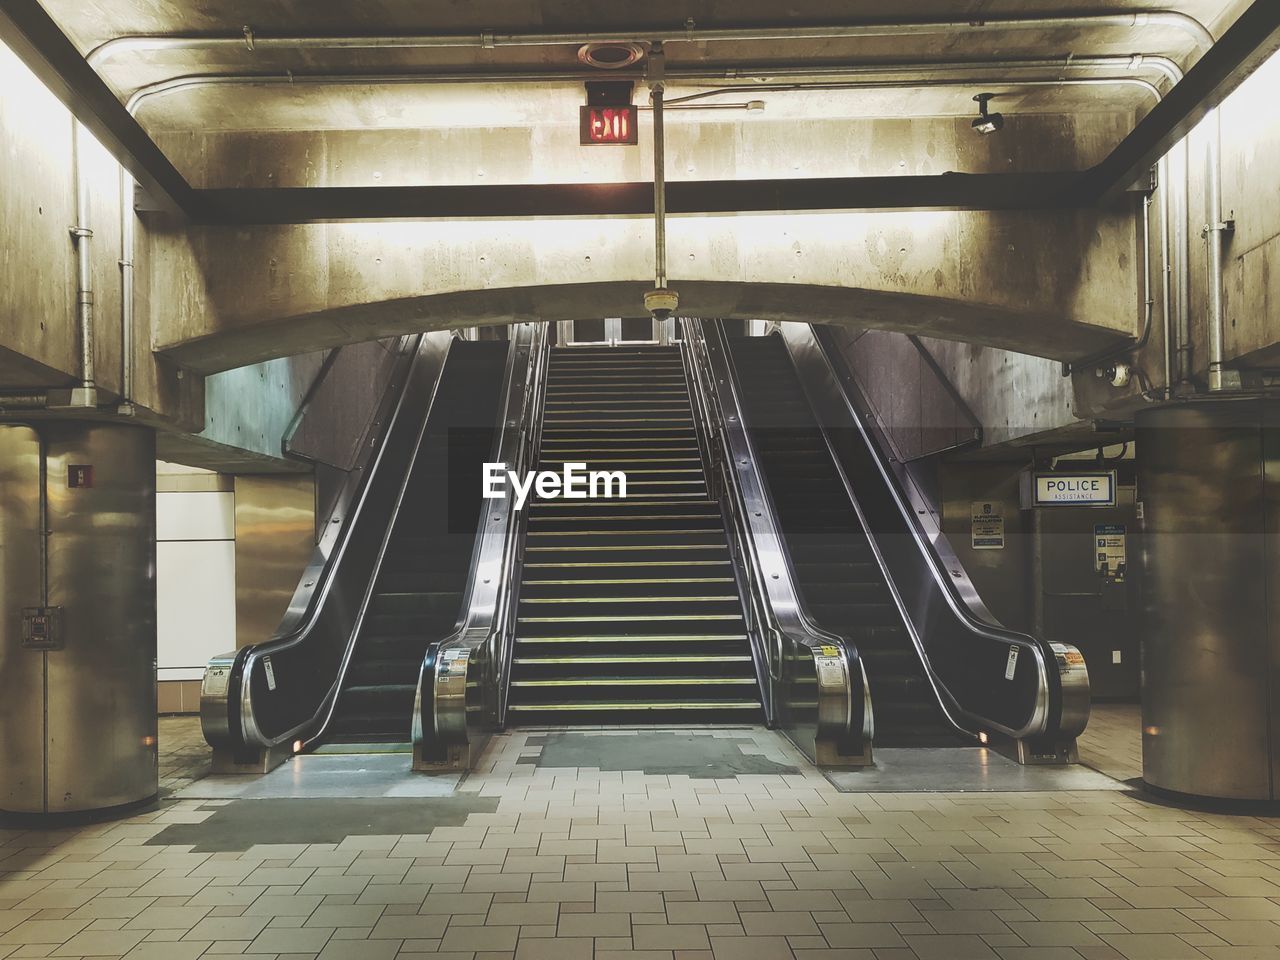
xmin=1027 ymin=471 xmax=1117 ymax=507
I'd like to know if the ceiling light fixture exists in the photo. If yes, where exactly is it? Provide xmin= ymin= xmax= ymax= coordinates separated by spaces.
xmin=577 ymin=41 xmax=647 ymax=70
xmin=971 ymin=92 xmax=1004 ymax=134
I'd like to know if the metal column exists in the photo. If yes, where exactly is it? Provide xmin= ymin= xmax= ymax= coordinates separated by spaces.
xmin=1136 ymin=401 xmax=1280 ymax=800
xmin=0 ymin=422 xmax=157 ymax=817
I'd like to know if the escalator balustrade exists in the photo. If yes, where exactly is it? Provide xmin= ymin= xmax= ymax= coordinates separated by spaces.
xmin=326 ymin=341 xmax=508 ymax=742
xmin=727 ymin=335 xmax=963 ymax=746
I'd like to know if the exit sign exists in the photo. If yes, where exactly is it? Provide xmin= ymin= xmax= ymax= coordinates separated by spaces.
xmin=580 ymin=105 xmax=637 ymax=145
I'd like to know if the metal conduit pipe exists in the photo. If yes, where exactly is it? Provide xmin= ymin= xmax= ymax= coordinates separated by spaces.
xmin=662 ymin=77 xmax=1166 ymax=106
xmin=119 ymin=167 xmax=135 ymax=408
xmin=1173 ymin=139 xmax=1193 ymax=384
xmin=1204 ymin=109 xmax=1230 ymax=392
xmin=122 ymin=56 xmax=1181 ymax=117
xmin=84 ymin=10 xmax=1214 ymax=64
xmin=69 ymin=122 xmax=96 ymax=403
xmin=1160 ymin=154 xmax=1174 ymax=396
xmin=0 ymin=394 xmax=50 ymax=408
xmin=661 ymin=56 xmax=1184 ymax=86
xmin=650 ymin=45 xmax=668 ymax=292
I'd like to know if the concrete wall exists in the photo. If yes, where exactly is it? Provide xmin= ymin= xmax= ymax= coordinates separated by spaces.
xmin=1196 ymin=50 xmax=1280 ymax=372
xmin=826 ymin=328 xmax=979 ymax=461
xmin=148 ymin=207 xmax=1140 ymax=375
xmin=157 ymin=111 xmax=1131 ymax=189
xmin=830 ymin=325 xmax=1081 ymax=454
xmin=1080 ymin=46 xmax=1280 ymax=410
xmin=0 ymin=40 xmax=121 ymax=390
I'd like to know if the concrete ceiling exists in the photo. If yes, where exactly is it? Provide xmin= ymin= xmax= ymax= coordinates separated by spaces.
xmin=37 ymin=1 xmax=1249 ymax=135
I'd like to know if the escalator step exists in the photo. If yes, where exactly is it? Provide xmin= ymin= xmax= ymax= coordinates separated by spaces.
xmin=727 ymin=334 xmax=958 ymax=747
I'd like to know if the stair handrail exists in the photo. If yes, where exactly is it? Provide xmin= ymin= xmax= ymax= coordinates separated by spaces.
xmin=680 ymin=317 xmax=872 ymax=766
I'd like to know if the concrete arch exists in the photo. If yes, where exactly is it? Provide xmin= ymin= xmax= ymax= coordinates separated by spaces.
xmin=148 ymin=210 xmax=1139 ymax=374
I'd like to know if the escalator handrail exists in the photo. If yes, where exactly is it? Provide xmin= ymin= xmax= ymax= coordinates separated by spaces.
xmin=678 ymin=335 xmax=776 ymax=724
xmin=682 ymin=317 xmax=872 ymax=749
xmin=412 ymin=322 xmax=549 ymax=750
xmin=496 ymin=323 xmax=551 ymax=720
xmin=789 ymin=323 xmax=1087 ymax=741
xmin=204 ymin=332 xmax=450 ymax=753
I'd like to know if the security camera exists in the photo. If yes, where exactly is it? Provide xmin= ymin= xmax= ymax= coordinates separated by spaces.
xmin=643 ymin=287 xmax=679 ymax=320
xmin=971 ymin=93 xmax=1003 ymax=135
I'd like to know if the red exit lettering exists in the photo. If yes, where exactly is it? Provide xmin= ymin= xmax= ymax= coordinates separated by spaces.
xmin=580 ymin=106 xmax=638 ymax=145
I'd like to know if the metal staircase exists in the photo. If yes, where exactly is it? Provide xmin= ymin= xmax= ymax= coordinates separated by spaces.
xmin=505 ymin=345 xmax=764 ymax=724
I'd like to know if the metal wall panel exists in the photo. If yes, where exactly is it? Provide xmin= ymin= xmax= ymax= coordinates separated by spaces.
xmin=44 ymin=423 xmax=157 ymax=813
xmin=0 ymin=425 xmax=45 ymax=813
xmin=1137 ymin=403 xmax=1273 ymax=800
xmin=938 ymin=462 xmax=1033 ymax=634
xmin=1036 ymin=495 xmax=1139 ymax=701
xmin=234 ymin=474 xmax=315 ymax=649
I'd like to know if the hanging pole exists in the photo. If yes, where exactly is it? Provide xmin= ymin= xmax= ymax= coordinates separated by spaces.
xmin=643 ymin=42 xmax=679 ymax=321
xmin=652 ymin=49 xmax=667 ymax=290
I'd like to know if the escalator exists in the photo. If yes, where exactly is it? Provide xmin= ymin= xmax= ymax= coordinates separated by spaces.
xmin=504 ymin=345 xmax=764 ymax=724
xmin=725 ymin=336 xmax=961 ymax=745
xmin=325 ymin=341 xmax=507 ymax=741
xmin=707 ymin=322 xmax=1090 ymax=760
xmin=202 ymin=333 xmax=515 ymax=764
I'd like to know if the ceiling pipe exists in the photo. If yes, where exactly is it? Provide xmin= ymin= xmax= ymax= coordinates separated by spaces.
xmin=84 ymin=11 xmax=1214 ymax=65
xmin=659 ymin=77 xmax=1166 ymax=106
xmin=118 ymin=165 xmax=135 ymax=411
xmin=121 ymin=56 xmax=1182 ymax=116
xmin=68 ymin=121 xmax=98 ymax=408
xmin=1202 ymin=109 xmax=1234 ymax=391
xmin=0 ymin=394 xmax=50 ymax=409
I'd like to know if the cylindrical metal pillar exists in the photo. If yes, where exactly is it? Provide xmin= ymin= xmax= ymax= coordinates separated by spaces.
xmin=0 ymin=422 xmax=157 ymax=817
xmin=1136 ymin=401 xmax=1280 ymax=800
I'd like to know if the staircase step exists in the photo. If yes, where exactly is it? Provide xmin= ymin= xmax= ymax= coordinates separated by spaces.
xmin=506 ymin=344 xmax=761 ymax=726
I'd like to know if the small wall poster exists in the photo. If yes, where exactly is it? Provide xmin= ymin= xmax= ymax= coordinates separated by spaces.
xmin=971 ymin=501 xmax=1005 ymax=550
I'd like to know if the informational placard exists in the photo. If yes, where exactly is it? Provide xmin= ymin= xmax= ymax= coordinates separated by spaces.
xmin=1028 ymin=471 xmax=1116 ymax=507
xmin=1004 ymin=645 xmax=1019 ymax=680
xmin=1050 ymin=642 xmax=1087 ymax=676
xmin=815 ymin=655 xmax=844 ymax=687
xmin=1094 ymin=523 xmax=1127 ymax=575
xmin=970 ymin=501 xmax=1005 ymax=550
xmin=204 ymin=664 xmax=230 ymax=697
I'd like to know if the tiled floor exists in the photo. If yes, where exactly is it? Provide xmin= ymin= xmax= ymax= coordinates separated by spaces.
xmin=5 ymin=707 xmax=1280 ymax=960
xmin=1077 ymin=704 xmax=1144 ymax=784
